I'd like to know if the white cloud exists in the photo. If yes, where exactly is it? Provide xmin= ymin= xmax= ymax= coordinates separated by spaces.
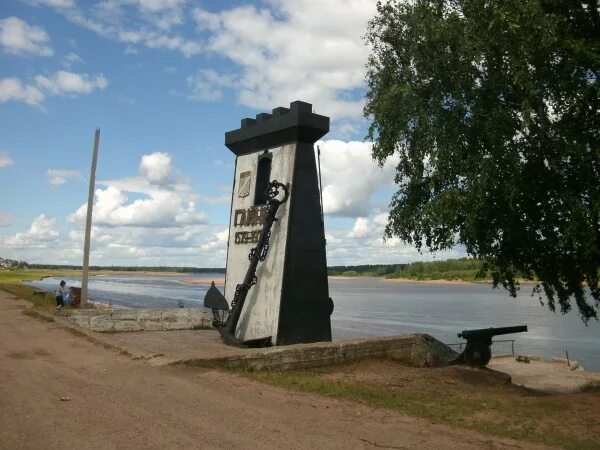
xmin=186 ymin=69 xmax=236 ymax=101
xmin=179 ymin=41 xmax=203 ymax=58
xmin=201 ymin=228 xmax=229 ymax=250
xmin=0 ymin=152 xmax=15 ymax=168
xmin=45 ymin=169 xmax=82 ymax=186
xmin=193 ymin=8 xmax=221 ymax=32
xmin=4 ymin=215 xmax=59 ymax=247
xmin=318 ymin=139 xmax=398 ymax=217
xmin=136 ymin=0 xmax=186 ymax=30
xmin=0 ymin=78 xmax=45 ymax=106
xmin=326 ymin=213 xmax=466 ymax=266
xmin=69 ymin=186 xmax=201 ymax=227
xmin=347 ymin=217 xmax=370 ymax=238
xmin=34 ymin=71 xmax=108 ymax=95
xmin=61 ymin=51 xmax=84 ymax=68
xmin=0 ymin=213 xmax=15 ymax=227
xmin=27 ymin=0 xmax=75 ymax=7
xmin=332 ymin=121 xmax=362 ymax=140
xmin=139 ymin=152 xmax=172 ymax=184
xmin=124 ymin=45 xmax=139 ymax=55
xmin=34 ymin=1 xmax=203 ymax=57
xmin=192 ymin=0 xmax=376 ymax=118
xmin=0 ymin=17 xmax=53 ymax=56
xmin=1 ymin=70 xmax=109 ymax=107
xmin=0 ymin=151 xmax=230 ymax=265
xmin=68 ymin=152 xmax=207 ymax=228
xmin=136 ymin=0 xmax=185 ymax=14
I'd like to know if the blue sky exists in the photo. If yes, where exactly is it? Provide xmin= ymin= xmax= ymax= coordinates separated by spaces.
xmin=0 ymin=0 xmax=463 ymax=267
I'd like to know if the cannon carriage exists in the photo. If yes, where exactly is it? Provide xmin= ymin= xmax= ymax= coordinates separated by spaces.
xmin=453 ymin=325 xmax=528 ymax=367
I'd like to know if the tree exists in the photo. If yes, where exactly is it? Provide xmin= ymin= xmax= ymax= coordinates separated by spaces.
xmin=364 ymin=0 xmax=600 ymax=321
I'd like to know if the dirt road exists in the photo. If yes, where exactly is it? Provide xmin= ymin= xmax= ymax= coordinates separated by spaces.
xmin=0 ymin=291 xmax=544 ymax=449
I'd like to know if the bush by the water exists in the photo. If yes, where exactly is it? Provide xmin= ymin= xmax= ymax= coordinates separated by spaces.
xmin=388 ymin=258 xmax=487 ymax=281
xmin=328 ymin=258 xmax=488 ymax=281
xmin=328 ymin=264 xmax=406 ymax=277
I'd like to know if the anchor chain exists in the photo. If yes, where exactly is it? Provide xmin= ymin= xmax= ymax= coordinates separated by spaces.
xmin=214 ymin=180 xmax=289 ymax=346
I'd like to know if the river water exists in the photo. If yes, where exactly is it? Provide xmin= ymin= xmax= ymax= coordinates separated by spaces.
xmin=27 ymin=274 xmax=600 ymax=371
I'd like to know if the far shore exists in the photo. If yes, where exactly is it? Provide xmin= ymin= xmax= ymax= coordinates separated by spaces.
xmin=20 ymin=269 xmax=537 ymax=287
xmin=178 ymin=275 xmax=513 ymax=286
xmin=381 ymin=277 xmax=476 ymax=285
xmin=180 ymin=277 xmax=225 ymax=286
xmin=91 ymin=270 xmax=224 ymax=277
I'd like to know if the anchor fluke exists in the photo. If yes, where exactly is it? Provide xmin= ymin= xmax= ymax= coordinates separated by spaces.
xmin=203 ymin=281 xmax=229 ymax=325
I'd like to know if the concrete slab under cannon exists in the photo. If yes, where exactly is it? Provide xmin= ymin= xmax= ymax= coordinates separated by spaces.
xmin=55 ymin=308 xmax=457 ymax=371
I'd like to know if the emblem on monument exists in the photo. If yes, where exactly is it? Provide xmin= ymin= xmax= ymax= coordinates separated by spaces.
xmin=238 ymin=171 xmax=251 ymax=197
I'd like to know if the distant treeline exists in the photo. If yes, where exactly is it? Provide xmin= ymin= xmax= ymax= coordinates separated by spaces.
xmin=388 ymin=258 xmax=487 ymax=281
xmin=23 ymin=259 xmax=487 ymax=281
xmin=328 ymin=264 xmax=407 ymax=277
xmin=329 ymin=258 xmax=488 ymax=281
xmin=27 ymin=264 xmax=225 ymax=273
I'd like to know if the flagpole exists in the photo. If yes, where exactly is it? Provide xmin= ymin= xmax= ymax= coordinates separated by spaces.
xmin=81 ymin=128 xmax=100 ymax=307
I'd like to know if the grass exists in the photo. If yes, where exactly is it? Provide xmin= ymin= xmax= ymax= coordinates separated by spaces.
xmin=580 ymin=381 xmax=600 ymax=393
xmin=0 ymin=268 xmax=98 ymax=309
xmin=0 ymin=281 xmax=56 ymax=308
xmin=225 ymin=363 xmax=599 ymax=450
xmin=0 ymin=268 xmax=80 ymax=284
xmin=191 ymin=324 xmax=214 ymax=330
xmin=22 ymin=308 xmax=55 ymax=322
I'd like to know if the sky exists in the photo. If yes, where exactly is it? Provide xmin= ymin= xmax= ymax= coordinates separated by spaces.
xmin=0 ymin=0 xmax=465 ymax=267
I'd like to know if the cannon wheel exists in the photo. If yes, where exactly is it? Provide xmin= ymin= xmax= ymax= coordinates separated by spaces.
xmin=464 ymin=342 xmax=491 ymax=367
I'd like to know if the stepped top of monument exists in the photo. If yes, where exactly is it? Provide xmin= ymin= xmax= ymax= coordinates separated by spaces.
xmin=225 ymin=100 xmax=330 ymax=156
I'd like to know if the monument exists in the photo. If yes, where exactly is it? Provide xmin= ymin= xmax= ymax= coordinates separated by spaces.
xmin=205 ymin=101 xmax=333 ymax=347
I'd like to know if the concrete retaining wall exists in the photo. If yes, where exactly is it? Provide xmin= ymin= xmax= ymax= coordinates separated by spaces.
xmin=64 ymin=308 xmax=213 ymax=332
xmin=180 ymin=333 xmax=458 ymax=370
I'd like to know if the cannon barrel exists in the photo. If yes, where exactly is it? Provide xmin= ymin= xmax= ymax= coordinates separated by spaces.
xmin=452 ymin=325 xmax=528 ymax=368
xmin=457 ymin=325 xmax=528 ymax=340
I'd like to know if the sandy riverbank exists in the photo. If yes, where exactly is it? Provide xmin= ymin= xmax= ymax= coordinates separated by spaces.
xmin=91 ymin=271 xmax=224 ymax=277
xmin=381 ymin=277 xmax=475 ymax=285
xmin=331 ymin=276 xmax=539 ymax=286
xmin=180 ymin=277 xmax=225 ymax=286
xmin=179 ymin=275 xmax=480 ymax=286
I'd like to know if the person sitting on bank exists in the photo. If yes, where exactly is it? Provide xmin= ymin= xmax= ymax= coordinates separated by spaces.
xmin=55 ymin=280 xmax=66 ymax=309
xmin=63 ymin=289 xmax=73 ymax=306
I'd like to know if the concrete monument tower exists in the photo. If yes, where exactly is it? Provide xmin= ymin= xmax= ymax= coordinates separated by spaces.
xmin=209 ymin=100 xmax=332 ymax=346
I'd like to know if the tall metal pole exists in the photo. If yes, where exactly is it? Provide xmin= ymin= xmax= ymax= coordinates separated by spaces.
xmin=317 ymin=145 xmax=324 ymax=223
xmin=81 ymin=128 xmax=100 ymax=307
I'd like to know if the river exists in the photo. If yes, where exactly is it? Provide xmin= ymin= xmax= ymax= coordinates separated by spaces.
xmin=27 ymin=274 xmax=600 ymax=371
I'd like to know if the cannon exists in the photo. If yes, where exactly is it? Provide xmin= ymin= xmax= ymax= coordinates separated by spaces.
xmin=453 ymin=325 xmax=528 ymax=367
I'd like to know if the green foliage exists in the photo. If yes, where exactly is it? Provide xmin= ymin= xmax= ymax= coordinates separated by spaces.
xmin=365 ymin=0 xmax=600 ymax=321
xmin=328 ymin=259 xmax=490 ymax=281
xmin=328 ymin=264 xmax=406 ymax=276
xmin=0 ymin=268 xmax=80 ymax=283
xmin=389 ymin=258 xmax=487 ymax=281
xmin=0 ymin=269 xmax=78 ymax=308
